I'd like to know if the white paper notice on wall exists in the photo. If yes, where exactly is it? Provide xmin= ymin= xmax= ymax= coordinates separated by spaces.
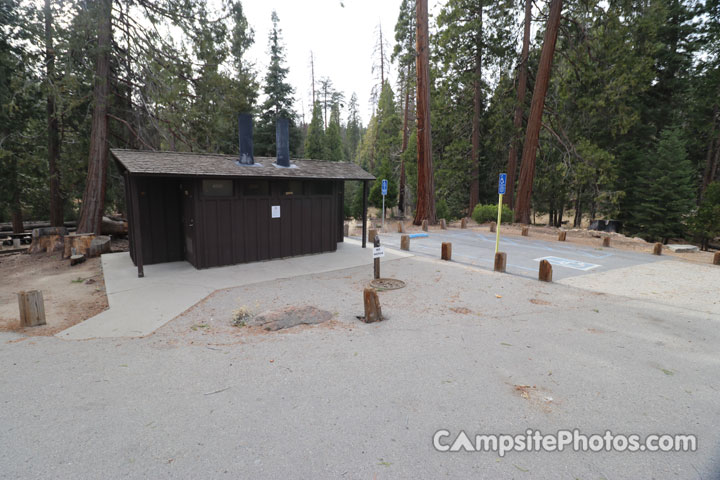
xmin=271 ymin=205 xmax=281 ymax=218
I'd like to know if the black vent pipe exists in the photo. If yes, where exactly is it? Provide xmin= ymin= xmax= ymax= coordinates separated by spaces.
xmin=238 ymin=113 xmax=254 ymax=165
xmin=276 ymin=117 xmax=290 ymax=167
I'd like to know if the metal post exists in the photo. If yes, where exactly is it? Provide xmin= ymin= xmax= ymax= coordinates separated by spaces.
xmin=382 ymin=195 xmax=385 ymax=231
xmin=495 ymin=193 xmax=503 ymax=254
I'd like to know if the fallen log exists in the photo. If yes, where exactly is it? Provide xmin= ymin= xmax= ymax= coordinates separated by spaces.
xmin=101 ymin=216 xmax=128 ymax=236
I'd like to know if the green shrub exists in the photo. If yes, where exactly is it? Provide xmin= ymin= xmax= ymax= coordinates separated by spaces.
xmin=471 ymin=203 xmax=513 ymax=224
xmin=435 ymin=198 xmax=450 ymax=221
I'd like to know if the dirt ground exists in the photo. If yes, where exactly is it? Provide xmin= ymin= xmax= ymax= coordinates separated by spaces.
xmin=0 ymin=251 xmax=108 ymax=336
xmin=348 ymin=216 xmax=720 ymax=265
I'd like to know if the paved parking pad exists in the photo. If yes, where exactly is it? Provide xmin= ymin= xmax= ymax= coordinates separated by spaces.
xmin=364 ymin=229 xmax=663 ymax=281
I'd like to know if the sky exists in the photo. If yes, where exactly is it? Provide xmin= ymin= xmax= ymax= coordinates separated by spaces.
xmin=240 ymin=0 xmax=443 ymax=126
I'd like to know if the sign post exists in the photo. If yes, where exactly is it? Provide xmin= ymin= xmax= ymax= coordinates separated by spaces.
xmin=373 ymin=235 xmax=384 ymax=279
xmin=381 ymin=179 xmax=388 ymax=230
xmin=495 ymin=173 xmax=507 ymax=254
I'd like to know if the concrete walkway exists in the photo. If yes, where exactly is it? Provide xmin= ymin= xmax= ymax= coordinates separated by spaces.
xmin=57 ymin=239 xmax=411 ymax=340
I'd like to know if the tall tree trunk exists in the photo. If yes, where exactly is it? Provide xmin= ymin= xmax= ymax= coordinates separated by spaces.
xmin=701 ymin=93 xmax=720 ymax=200
xmin=505 ymin=0 xmax=532 ymax=209
xmin=556 ymin=204 xmax=563 ymax=227
xmin=469 ymin=5 xmax=483 ymax=213
xmin=413 ymin=0 xmax=436 ymax=225
xmin=77 ymin=0 xmax=112 ymax=234
xmin=45 ymin=0 xmax=63 ymax=227
xmin=399 ymin=69 xmax=411 ymax=215
xmin=514 ymin=0 xmax=563 ymax=224
xmin=379 ymin=25 xmax=385 ymax=86
xmin=310 ymin=51 xmax=316 ymax=106
xmin=573 ymin=190 xmax=582 ymax=227
xmin=10 ymin=157 xmax=24 ymax=234
xmin=401 ymin=70 xmax=411 ymax=152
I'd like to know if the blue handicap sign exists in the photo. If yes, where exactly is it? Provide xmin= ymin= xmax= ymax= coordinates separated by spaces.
xmin=381 ymin=179 xmax=388 ymax=196
xmin=498 ymin=173 xmax=507 ymax=195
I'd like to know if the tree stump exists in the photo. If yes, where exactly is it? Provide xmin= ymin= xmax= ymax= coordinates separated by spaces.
xmin=441 ymin=242 xmax=452 ymax=260
xmin=494 ymin=252 xmax=507 ymax=273
xmin=602 ymin=237 xmax=611 ymax=247
xmin=653 ymin=243 xmax=663 ymax=255
xmin=489 ymin=222 xmax=496 ymax=233
xmin=422 ymin=219 xmax=428 ymax=231
xmin=400 ymin=235 xmax=410 ymax=251
xmin=558 ymin=231 xmax=567 ymax=242
xmin=461 ymin=218 xmax=467 ymax=229
xmin=397 ymin=222 xmax=405 ymax=233
xmin=362 ymin=287 xmax=383 ymax=323
xmin=70 ymin=254 xmax=86 ymax=266
xmin=538 ymin=259 xmax=552 ymax=282
xmin=521 ymin=226 xmax=529 ymax=236
xmin=440 ymin=219 xmax=447 ymax=229
xmin=28 ymin=226 xmax=68 ymax=254
xmin=343 ymin=223 xmax=349 ymax=236
xmin=368 ymin=228 xmax=377 ymax=243
xmin=17 ymin=290 xmax=46 ymax=327
xmin=713 ymin=251 xmax=720 ymax=265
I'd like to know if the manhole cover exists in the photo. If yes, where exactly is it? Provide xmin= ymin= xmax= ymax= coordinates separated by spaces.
xmin=369 ymin=278 xmax=406 ymax=290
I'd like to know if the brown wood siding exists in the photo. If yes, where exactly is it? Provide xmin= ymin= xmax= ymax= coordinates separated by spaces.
xmin=131 ymin=177 xmax=184 ymax=265
xmin=195 ymin=179 xmax=337 ymax=268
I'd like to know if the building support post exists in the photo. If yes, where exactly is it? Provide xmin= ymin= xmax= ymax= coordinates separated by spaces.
xmin=362 ymin=180 xmax=369 ymax=248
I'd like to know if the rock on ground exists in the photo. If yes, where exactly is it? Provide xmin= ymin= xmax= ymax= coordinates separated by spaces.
xmin=247 ymin=305 xmax=334 ymax=331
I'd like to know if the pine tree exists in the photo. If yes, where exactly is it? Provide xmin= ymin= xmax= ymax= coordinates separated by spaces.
xmin=255 ymin=10 xmax=299 ymax=156
xmin=375 ymin=81 xmax=402 ymax=168
xmin=304 ymin=101 xmax=325 ymax=159
xmin=631 ymin=128 xmax=696 ymax=241
xmin=345 ymin=93 xmax=362 ymax=160
xmin=325 ymin=103 xmax=344 ymax=161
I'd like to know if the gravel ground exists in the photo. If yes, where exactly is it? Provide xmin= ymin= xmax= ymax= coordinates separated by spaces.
xmin=1 ymin=255 xmax=719 ymax=479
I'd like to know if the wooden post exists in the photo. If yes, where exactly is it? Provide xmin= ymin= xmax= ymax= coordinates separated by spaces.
xmin=343 ymin=223 xmax=349 ymax=237
xmin=558 ymin=231 xmax=566 ymax=241
xmin=602 ymin=237 xmax=610 ymax=247
xmin=368 ymin=228 xmax=377 ymax=243
xmin=489 ymin=222 xmax=496 ymax=233
xmin=17 ymin=290 xmax=46 ymax=327
xmin=521 ymin=226 xmax=529 ymax=236
xmin=494 ymin=252 xmax=507 ymax=272
xmin=422 ymin=219 xmax=428 ymax=231
xmin=461 ymin=218 xmax=467 ymax=229
xmin=363 ymin=287 xmax=383 ymax=323
xmin=362 ymin=181 xmax=368 ymax=248
xmin=538 ymin=259 xmax=552 ymax=282
xmin=440 ymin=219 xmax=447 ymax=229
xmin=373 ymin=236 xmax=380 ymax=279
xmin=441 ymin=242 xmax=452 ymax=260
xmin=653 ymin=243 xmax=663 ymax=255
xmin=713 ymin=251 xmax=720 ymax=265
xmin=397 ymin=222 xmax=405 ymax=233
xmin=400 ymin=235 xmax=410 ymax=251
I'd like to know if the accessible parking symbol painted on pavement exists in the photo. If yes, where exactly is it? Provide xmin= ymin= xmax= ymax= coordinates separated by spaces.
xmin=533 ymin=256 xmax=601 ymax=271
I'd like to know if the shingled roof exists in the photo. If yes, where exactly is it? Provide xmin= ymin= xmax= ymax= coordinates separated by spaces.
xmin=111 ymin=149 xmax=375 ymax=181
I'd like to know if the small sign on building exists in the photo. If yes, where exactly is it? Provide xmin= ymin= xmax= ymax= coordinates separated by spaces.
xmin=373 ymin=246 xmax=385 ymax=258
xmin=271 ymin=205 xmax=280 ymax=218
